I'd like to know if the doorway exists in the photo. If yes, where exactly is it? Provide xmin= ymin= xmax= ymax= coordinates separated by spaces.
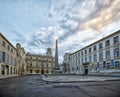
xmin=41 ymin=69 xmax=44 ymax=74
xmin=1 ymin=65 xmax=5 ymax=75
xmin=84 ymin=66 xmax=88 ymax=75
xmin=6 ymin=65 xmax=9 ymax=75
xmin=11 ymin=67 xmax=12 ymax=75
xmin=30 ymin=69 xmax=32 ymax=73
xmin=36 ymin=70 xmax=39 ymax=73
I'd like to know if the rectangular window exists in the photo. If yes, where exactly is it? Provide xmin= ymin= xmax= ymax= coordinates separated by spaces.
xmin=89 ymin=56 xmax=92 ymax=62
xmin=78 ymin=52 xmax=80 ymax=57
xmin=13 ymin=58 xmax=16 ymax=66
xmin=105 ymin=40 xmax=110 ymax=47
xmin=85 ymin=50 xmax=87 ymax=54
xmin=11 ymin=48 xmax=13 ymax=53
xmin=89 ymin=48 xmax=91 ymax=53
xmin=2 ymin=41 xmax=5 ymax=47
xmin=76 ymin=53 xmax=77 ymax=58
xmin=76 ymin=60 xmax=77 ymax=65
xmin=99 ymin=52 xmax=103 ymax=61
xmin=82 ymin=58 xmax=83 ymax=64
xmin=79 ymin=59 xmax=80 ymax=64
xmin=114 ymin=48 xmax=119 ymax=57
xmin=30 ymin=63 xmax=32 ymax=67
xmin=47 ymin=64 xmax=48 ymax=68
xmin=36 ymin=57 xmax=38 ymax=60
xmin=11 ymin=56 xmax=12 ymax=64
xmin=93 ymin=45 xmax=96 ymax=51
xmin=106 ymin=62 xmax=110 ymax=69
xmin=7 ymin=54 xmax=9 ymax=63
xmin=36 ymin=64 xmax=38 ymax=67
xmin=7 ymin=45 xmax=10 ymax=50
xmin=36 ymin=62 xmax=38 ymax=67
xmin=2 ymin=52 xmax=6 ymax=62
xmin=9 ymin=55 xmax=11 ymax=64
xmin=93 ymin=54 xmax=97 ymax=62
xmin=99 ymin=43 xmax=103 ymax=49
xmin=77 ymin=66 xmax=79 ymax=70
xmin=85 ymin=57 xmax=87 ymax=62
xmin=0 ymin=51 xmax=2 ymax=62
xmin=114 ymin=36 xmax=119 ymax=44
xmin=41 ymin=64 xmax=43 ymax=68
xmin=81 ymin=51 xmax=83 ymax=56
xmin=115 ymin=61 xmax=120 ymax=69
xmin=106 ymin=50 xmax=110 ymax=59
xmin=0 ymin=39 xmax=1 ymax=44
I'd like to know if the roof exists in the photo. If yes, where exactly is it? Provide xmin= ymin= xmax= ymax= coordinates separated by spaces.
xmin=71 ymin=30 xmax=120 ymax=55
xmin=26 ymin=53 xmax=54 ymax=58
xmin=0 ymin=32 xmax=16 ymax=50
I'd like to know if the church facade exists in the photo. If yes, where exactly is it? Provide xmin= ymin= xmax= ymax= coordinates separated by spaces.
xmin=26 ymin=48 xmax=55 ymax=74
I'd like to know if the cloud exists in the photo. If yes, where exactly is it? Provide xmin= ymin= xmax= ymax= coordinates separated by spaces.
xmin=10 ymin=30 xmax=23 ymax=37
xmin=79 ymin=0 xmax=120 ymax=31
xmin=1 ymin=0 xmax=120 ymax=63
xmin=48 ymin=0 xmax=120 ymax=51
xmin=10 ymin=30 xmax=25 ymax=44
xmin=25 ymin=27 xmax=57 ymax=54
xmin=31 ymin=0 xmax=120 ymax=62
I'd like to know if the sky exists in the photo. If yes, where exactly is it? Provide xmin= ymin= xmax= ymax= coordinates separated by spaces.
xmin=0 ymin=0 xmax=120 ymax=63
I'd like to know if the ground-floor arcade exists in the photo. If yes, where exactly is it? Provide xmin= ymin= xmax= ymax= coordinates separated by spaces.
xmin=27 ymin=68 xmax=53 ymax=74
xmin=70 ymin=59 xmax=120 ymax=74
xmin=0 ymin=63 xmax=16 ymax=76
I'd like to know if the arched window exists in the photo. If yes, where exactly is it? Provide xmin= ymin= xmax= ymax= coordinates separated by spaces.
xmin=41 ymin=63 xmax=43 ymax=69
xmin=30 ymin=63 xmax=32 ymax=67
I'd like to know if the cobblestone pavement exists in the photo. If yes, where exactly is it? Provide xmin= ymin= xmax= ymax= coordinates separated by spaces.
xmin=0 ymin=75 xmax=120 ymax=97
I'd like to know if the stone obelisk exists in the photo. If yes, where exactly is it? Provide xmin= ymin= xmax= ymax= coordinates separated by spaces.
xmin=55 ymin=39 xmax=59 ymax=68
xmin=54 ymin=39 xmax=59 ymax=74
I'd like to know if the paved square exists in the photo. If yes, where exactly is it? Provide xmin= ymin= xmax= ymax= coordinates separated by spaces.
xmin=0 ymin=75 xmax=120 ymax=97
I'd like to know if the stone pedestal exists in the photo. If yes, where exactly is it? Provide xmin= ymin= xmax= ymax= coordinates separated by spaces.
xmin=53 ymin=67 xmax=60 ymax=75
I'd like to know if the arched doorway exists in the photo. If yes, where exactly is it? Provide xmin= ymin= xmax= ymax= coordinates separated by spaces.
xmin=36 ymin=70 xmax=39 ymax=73
xmin=41 ymin=69 xmax=44 ymax=74
xmin=30 ymin=69 xmax=32 ymax=73
xmin=84 ymin=66 xmax=88 ymax=75
xmin=83 ymin=62 xmax=89 ymax=75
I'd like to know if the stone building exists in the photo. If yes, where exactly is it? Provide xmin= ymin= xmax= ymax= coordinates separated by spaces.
xmin=16 ymin=43 xmax=26 ymax=75
xmin=62 ymin=53 xmax=71 ymax=74
xmin=64 ymin=30 xmax=120 ymax=74
xmin=0 ymin=33 xmax=16 ymax=76
xmin=26 ymin=48 xmax=55 ymax=74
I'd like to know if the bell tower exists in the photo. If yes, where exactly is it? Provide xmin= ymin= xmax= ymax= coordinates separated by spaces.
xmin=46 ymin=48 xmax=52 ymax=57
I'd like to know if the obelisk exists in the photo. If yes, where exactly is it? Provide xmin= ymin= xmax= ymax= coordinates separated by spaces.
xmin=54 ymin=39 xmax=59 ymax=75
xmin=55 ymin=39 xmax=59 ymax=68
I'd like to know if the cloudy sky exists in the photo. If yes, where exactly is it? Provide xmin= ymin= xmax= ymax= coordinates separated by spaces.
xmin=0 ymin=0 xmax=120 ymax=62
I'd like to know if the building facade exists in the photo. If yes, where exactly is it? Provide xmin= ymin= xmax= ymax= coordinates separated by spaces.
xmin=64 ymin=30 xmax=120 ymax=74
xmin=62 ymin=53 xmax=71 ymax=74
xmin=26 ymin=48 xmax=55 ymax=74
xmin=0 ymin=33 xmax=16 ymax=76
xmin=16 ymin=43 xmax=26 ymax=75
